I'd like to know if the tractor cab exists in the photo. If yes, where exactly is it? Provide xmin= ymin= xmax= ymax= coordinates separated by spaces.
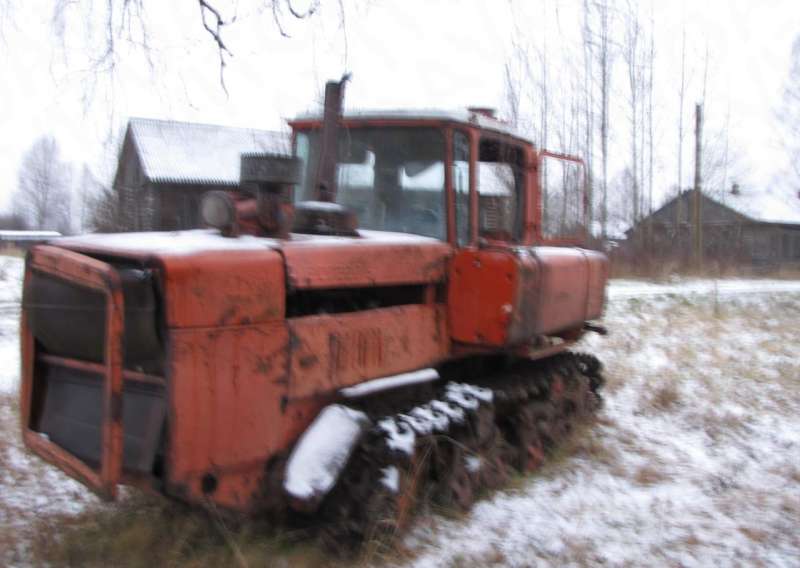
xmin=289 ymin=108 xmax=587 ymax=249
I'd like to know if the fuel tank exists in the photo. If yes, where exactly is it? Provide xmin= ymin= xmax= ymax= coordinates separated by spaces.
xmin=448 ymin=246 xmax=608 ymax=346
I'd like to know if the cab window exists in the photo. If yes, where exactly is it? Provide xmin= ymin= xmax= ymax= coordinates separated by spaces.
xmin=477 ymin=139 xmax=524 ymax=242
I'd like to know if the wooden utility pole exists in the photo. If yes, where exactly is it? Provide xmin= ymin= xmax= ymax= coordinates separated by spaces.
xmin=676 ymin=27 xmax=686 ymax=242
xmin=693 ymin=103 xmax=703 ymax=268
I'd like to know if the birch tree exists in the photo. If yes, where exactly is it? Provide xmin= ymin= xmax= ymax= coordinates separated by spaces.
xmin=622 ymin=0 xmax=643 ymax=224
xmin=595 ymin=0 xmax=614 ymax=238
xmin=13 ymin=136 xmax=72 ymax=232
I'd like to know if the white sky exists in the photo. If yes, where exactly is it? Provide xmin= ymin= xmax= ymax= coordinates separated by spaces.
xmin=1 ymin=0 xmax=798 ymax=217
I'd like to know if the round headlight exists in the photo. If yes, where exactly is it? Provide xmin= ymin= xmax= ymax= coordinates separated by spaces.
xmin=200 ymin=191 xmax=236 ymax=231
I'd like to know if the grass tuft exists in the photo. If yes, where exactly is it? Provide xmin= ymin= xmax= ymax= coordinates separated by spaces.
xmin=30 ymin=496 xmax=336 ymax=568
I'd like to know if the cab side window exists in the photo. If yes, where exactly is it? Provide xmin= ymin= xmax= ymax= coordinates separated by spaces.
xmin=453 ymin=131 xmax=470 ymax=245
xmin=477 ymin=139 xmax=523 ymax=242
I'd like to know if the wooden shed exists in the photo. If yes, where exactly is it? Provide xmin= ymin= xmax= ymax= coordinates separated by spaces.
xmin=113 ymin=118 xmax=290 ymax=231
xmin=627 ymin=187 xmax=800 ymax=269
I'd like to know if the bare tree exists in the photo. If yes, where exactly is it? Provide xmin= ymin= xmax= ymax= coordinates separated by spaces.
xmin=646 ymin=4 xmax=654 ymax=217
xmin=0 ymin=213 xmax=28 ymax=231
xmin=48 ymin=0 xmax=331 ymax=95
xmin=581 ymin=0 xmax=595 ymax=232
xmin=622 ymin=0 xmax=643 ymax=224
xmin=595 ymin=0 xmax=614 ymax=239
xmin=75 ymin=164 xmax=109 ymax=233
xmin=86 ymin=185 xmax=121 ymax=232
xmin=13 ymin=136 xmax=72 ymax=232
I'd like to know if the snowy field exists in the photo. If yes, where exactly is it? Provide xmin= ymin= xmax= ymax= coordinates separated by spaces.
xmin=1 ymin=255 xmax=799 ymax=566
xmin=407 ymin=281 xmax=800 ymax=567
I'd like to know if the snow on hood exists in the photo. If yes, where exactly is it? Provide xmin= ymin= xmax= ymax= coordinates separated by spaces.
xmin=57 ymin=230 xmax=277 ymax=256
xmin=55 ymin=228 xmax=444 ymax=257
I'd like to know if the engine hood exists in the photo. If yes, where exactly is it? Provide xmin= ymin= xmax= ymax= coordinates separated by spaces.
xmin=55 ymin=228 xmax=452 ymax=290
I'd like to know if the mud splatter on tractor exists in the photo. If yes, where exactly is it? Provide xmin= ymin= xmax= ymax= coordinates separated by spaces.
xmin=20 ymin=79 xmax=608 ymax=547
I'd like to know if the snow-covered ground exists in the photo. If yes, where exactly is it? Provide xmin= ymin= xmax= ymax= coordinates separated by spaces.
xmin=406 ymin=284 xmax=800 ymax=567
xmin=1 ymin=255 xmax=799 ymax=566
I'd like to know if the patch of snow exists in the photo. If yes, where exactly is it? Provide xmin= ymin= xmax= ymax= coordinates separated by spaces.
xmin=444 ymin=382 xmax=493 ymax=409
xmin=409 ymin=404 xmax=450 ymax=433
xmin=608 ymin=278 xmax=800 ymax=300
xmin=295 ymin=200 xmax=351 ymax=212
xmin=57 ymin=229 xmax=278 ymax=256
xmin=398 ymin=411 xmax=436 ymax=436
xmin=381 ymin=466 xmax=400 ymax=494
xmin=293 ymin=108 xmax=530 ymax=143
xmin=721 ymin=186 xmax=800 ymax=225
xmin=465 ymin=456 xmax=482 ymax=473
xmin=340 ymin=229 xmax=444 ymax=245
xmin=0 ymin=230 xmax=61 ymax=240
xmin=283 ymin=404 xmax=369 ymax=501
xmin=0 ymin=257 xmax=23 ymax=394
xmin=340 ymin=368 xmax=439 ymax=398
xmin=129 ymin=117 xmax=289 ymax=185
xmin=431 ymin=400 xmax=466 ymax=423
xmin=57 ymin=227 xmax=445 ymax=257
xmin=379 ymin=417 xmax=417 ymax=455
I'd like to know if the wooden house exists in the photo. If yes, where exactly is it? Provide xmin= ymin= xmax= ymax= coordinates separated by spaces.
xmin=113 ymin=118 xmax=289 ymax=231
xmin=627 ymin=186 xmax=800 ymax=268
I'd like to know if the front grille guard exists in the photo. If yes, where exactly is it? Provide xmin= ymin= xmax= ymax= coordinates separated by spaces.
xmin=20 ymin=245 xmax=124 ymax=501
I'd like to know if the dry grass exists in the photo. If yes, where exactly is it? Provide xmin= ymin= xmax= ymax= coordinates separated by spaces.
xmin=644 ymin=382 xmax=681 ymax=412
xmin=633 ymin=464 xmax=668 ymax=486
xmin=29 ymin=496 xmax=340 ymax=568
xmin=442 ymin=545 xmax=507 ymax=568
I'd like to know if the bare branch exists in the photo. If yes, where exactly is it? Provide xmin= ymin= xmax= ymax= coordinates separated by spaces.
xmin=286 ymin=0 xmax=319 ymax=19
xmin=337 ymin=0 xmax=348 ymax=68
xmin=197 ymin=0 xmax=236 ymax=94
xmin=271 ymin=0 xmax=291 ymax=37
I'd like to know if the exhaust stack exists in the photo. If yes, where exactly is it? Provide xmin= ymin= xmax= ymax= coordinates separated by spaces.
xmin=315 ymin=75 xmax=350 ymax=203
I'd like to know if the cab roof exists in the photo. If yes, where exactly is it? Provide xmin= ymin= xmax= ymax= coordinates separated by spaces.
xmin=290 ymin=108 xmax=534 ymax=146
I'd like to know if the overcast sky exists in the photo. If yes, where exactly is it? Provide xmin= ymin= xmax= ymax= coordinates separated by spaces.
xmin=1 ymin=0 xmax=798 ymax=217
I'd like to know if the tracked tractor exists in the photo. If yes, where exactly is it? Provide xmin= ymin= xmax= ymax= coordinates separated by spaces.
xmin=20 ymin=79 xmax=607 ymax=544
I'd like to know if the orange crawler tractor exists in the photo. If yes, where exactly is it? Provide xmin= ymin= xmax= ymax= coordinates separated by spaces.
xmin=20 ymin=79 xmax=607 ymax=543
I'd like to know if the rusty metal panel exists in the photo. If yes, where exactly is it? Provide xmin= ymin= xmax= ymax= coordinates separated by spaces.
xmin=287 ymin=305 xmax=449 ymax=399
xmin=584 ymin=250 xmax=609 ymax=320
xmin=22 ymin=245 xmax=124 ymax=501
xmin=282 ymin=239 xmax=450 ymax=289
xmin=448 ymin=249 xmax=518 ymax=346
xmin=167 ymin=322 xmax=294 ymax=510
xmin=529 ymin=247 xmax=590 ymax=335
xmin=449 ymin=246 xmax=607 ymax=347
xmin=160 ymin=249 xmax=285 ymax=328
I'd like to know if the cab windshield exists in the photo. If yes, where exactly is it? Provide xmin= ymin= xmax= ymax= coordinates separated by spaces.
xmin=295 ymin=127 xmax=446 ymax=239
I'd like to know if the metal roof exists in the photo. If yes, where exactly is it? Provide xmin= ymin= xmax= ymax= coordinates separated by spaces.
xmin=128 ymin=118 xmax=290 ymax=185
xmin=292 ymin=108 xmax=533 ymax=144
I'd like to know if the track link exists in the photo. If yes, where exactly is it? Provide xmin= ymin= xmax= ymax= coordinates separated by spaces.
xmin=316 ymin=351 xmax=604 ymax=552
